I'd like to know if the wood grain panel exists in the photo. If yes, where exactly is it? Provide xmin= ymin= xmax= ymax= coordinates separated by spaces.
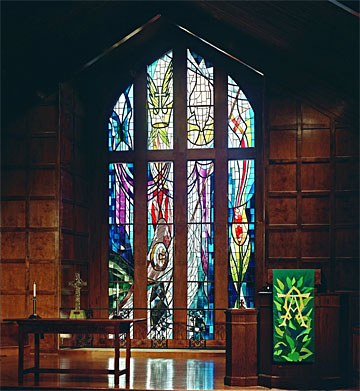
xmin=29 ymin=232 xmax=56 ymax=260
xmin=268 ymin=197 xmax=296 ymax=224
xmin=61 ymin=136 xmax=74 ymax=170
xmin=268 ymin=94 xmax=296 ymax=128
xmin=301 ymin=162 xmax=331 ymax=190
xmin=269 ymin=130 xmax=296 ymax=159
xmin=1 ymin=169 xmax=26 ymax=197
xmin=75 ymin=206 xmax=89 ymax=233
xmin=301 ymin=104 xmax=330 ymax=128
xmin=61 ymin=203 xmax=74 ymax=230
xmin=74 ymin=177 xmax=89 ymax=205
xmin=29 ymin=105 xmax=58 ymax=133
xmin=335 ymin=161 xmax=359 ymax=191
xmin=61 ymin=170 xmax=73 ymax=201
xmin=30 ymin=137 xmax=57 ymax=164
xmin=335 ymin=128 xmax=359 ymax=157
xmin=335 ymin=194 xmax=359 ymax=224
xmin=1 ymin=201 xmax=26 ymax=227
xmin=302 ymin=129 xmax=330 ymax=158
xmin=302 ymin=196 xmax=330 ymax=224
xmin=74 ymin=236 xmax=89 ymax=260
xmin=268 ymin=230 xmax=297 ymax=257
xmin=29 ymin=200 xmax=57 ymax=227
xmin=0 ymin=294 xmax=26 ymax=318
xmin=27 ymin=294 xmax=58 ymax=317
xmin=1 ymin=232 xmax=26 ymax=259
xmin=0 ymin=263 xmax=26 ymax=291
xmin=335 ymin=260 xmax=359 ymax=291
xmin=301 ymin=230 xmax=330 ymax=257
xmin=29 ymin=263 xmax=56 ymax=292
xmin=29 ymin=169 xmax=56 ymax=196
xmin=61 ymin=233 xmax=75 ymax=260
xmin=269 ymin=164 xmax=296 ymax=191
xmin=335 ymin=228 xmax=359 ymax=258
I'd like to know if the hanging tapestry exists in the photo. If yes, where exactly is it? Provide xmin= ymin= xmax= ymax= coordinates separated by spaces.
xmin=273 ymin=269 xmax=315 ymax=363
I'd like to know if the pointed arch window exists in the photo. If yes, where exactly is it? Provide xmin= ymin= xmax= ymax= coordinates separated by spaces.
xmin=108 ymin=47 xmax=257 ymax=342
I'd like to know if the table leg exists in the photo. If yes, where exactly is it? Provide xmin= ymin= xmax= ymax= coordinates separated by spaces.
xmin=114 ymin=326 xmax=120 ymax=386
xmin=18 ymin=326 xmax=24 ymax=384
xmin=34 ymin=333 xmax=40 ymax=384
xmin=126 ymin=328 xmax=131 ymax=386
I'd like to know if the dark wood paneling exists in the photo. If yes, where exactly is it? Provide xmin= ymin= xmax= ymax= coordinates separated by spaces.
xmin=268 ymin=197 xmax=296 ymax=225
xmin=302 ymin=196 xmax=330 ymax=224
xmin=335 ymin=160 xmax=359 ymax=191
xmin=29 ymin=200 xmax=57 ymax=227
xmin=268 ymin=230 xmax=297 ymax=258
xmin=335 ymin=228 xmax=359 ymax=258
xmin=269 ymin=163 xmax=296 ymax=191
xmin=29 ymin=169 xmax=56 ymax=196
xmin=301 ymin=104 xmax=330 ymax=129
xmin=268 ymin=93 xmax=296 ymax=128
xmin=30 ymin=137 xmax=57 ymax=164
xmin=1 ymin=201 xmax=26 ymax=227
xmin=1 ymin=169 xmax=26 ymax=197
xmin=29 ymin=232 xmax=56 ymax=260
xmin=269 ymin=130 xmax=296 ymax=159
xmin=301 ymin=162 xmax=331 ymax=190
xmin=1 ymin=232 xmax=26 ymax=259
xmin=301 ymin=229 xmax=330 ymax=258
xmin=302 ymin=128 xmax=330 ymax=158
xmin=0 ymin=263 xmax=26 ymax=291
xmin=335 ymin=194 xmax=359 ymax=224
xmin=335 ymin=127 xmax=359 ymax=157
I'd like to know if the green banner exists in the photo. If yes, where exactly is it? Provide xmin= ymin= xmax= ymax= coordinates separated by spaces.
xmin=273 ymin=269 xmax=315 ymax=363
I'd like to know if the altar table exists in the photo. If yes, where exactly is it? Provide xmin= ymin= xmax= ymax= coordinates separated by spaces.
xmin=6 ymin=318 xmax=145 ymax=386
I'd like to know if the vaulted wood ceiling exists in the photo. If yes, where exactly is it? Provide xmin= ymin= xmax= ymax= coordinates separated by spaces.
xmin=2 ymin=1 xmax=359 ymax=125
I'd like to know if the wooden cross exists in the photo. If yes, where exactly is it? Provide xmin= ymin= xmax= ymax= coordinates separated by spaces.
xmin=69 ymin=272 xmax=87 ymax=311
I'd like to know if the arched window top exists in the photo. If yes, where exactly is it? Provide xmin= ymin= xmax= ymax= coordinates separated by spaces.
xmin=108 ymin=48 xmax=255 ymax=151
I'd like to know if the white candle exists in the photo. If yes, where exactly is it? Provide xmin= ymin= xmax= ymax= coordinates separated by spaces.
xmin=116 ymin=282 xmax=119 ymax=299
xmin=33 ymin=281 xmax=36 ymax=297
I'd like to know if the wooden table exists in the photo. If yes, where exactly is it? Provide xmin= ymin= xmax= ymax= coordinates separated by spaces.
xmin=6 ymin=318 xmax=145 ymax=386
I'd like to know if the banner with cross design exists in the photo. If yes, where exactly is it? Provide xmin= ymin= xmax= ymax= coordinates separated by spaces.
xmin=273 ymin=269 xmax=315 ymax=362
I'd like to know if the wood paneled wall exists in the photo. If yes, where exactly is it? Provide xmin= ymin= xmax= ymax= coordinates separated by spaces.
xmin=59 ymin=83 xmax=90 ymax=317
xmin=265 ymin=84 xmax=359 ymax=293
xmin=1 ymin=94 xmax=60 ymax=350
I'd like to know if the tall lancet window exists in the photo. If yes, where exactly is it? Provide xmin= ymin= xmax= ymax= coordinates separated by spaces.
xmin=108 ymin=46 xmax=257 ymax=343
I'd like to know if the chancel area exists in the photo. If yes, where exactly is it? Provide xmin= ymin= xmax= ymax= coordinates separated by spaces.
xmin=1 ymin=1 xmax=359 ymax=390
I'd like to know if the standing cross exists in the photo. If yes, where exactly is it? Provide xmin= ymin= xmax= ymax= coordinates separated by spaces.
xmin=69 ymin=272 xmax=87 ymax=311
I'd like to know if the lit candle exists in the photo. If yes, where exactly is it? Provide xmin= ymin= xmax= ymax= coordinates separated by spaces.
xmin=116 ymin=282 xmax=119 ymax=299
xmin=33 ymin=281 xmax=36 ymax=298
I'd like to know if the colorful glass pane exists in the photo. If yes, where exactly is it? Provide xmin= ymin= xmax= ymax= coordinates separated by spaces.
xmin=147 ymin=162 xmax=174 ymax=339
xmin=147 ymin=51 xmax=173 ymax=150
xmin=108 ymin=84 xmax=134 ymax=151
xmin=109 ymin=163 xmax=134 ymax=325
xmin=187 ymin=49 xmax=214 ymax=149
xmin=228 ymin=160 xmax=255 ymax=309
xmin=187 ymin=160 xmax=214 ymax=339
xmin=228 ymin=76 xmax=255 ymax=148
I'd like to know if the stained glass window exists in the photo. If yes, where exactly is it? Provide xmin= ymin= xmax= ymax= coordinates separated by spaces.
xmin=109 ymin=163 xmax=134 ymax=323
xmin=228 ymin=160 xmax=255 ymax=308
xmin=187 ymin=50 xmax=214 ymax=149
xmin=147 ymin=51 xmax=174 ymax=150
xmin=109 ymin=84 xmax=134 ymax=151
xmin=187 ymin=160 xmax=214 ymax=339
xmin=147 ymin=161 xmax=174 ymax=339
xmin=108 ymin=47 xmax=258 ymax=343
xmin=228 ymin=76 xmax=255 ymax=148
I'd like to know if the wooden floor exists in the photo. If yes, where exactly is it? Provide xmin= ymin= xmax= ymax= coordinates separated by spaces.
xmin=0 ymin=349 xmax=357 ymax=391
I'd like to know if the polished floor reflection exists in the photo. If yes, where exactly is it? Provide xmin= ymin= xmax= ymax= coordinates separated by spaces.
xmin=0 ymin=349 xmax=356 ymax=390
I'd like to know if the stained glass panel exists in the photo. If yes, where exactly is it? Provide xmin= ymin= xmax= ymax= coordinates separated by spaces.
xmin=228 ymin=76 xmax=255 ymax=148
xmin=147 ymin=51 xmax=173 ymax=150
xmin=109 ymin=84 xmax=134 ymax=151
xmin=147 ymin=162 xmax=174 ymax=339
xmin=109 ymin=163 xmax=134 ymax=326
xmin=228 ymin=160 xmax=255 ymax=309
xmin=187 ymin=160 xmax=214 ymax=339
xmin=187 ymin=49 xmax=214 ymax=149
